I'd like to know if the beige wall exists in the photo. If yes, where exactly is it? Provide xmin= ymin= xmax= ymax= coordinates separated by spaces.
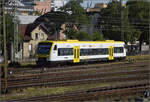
xmin=23 ymin=26 xmax=48 ymax=58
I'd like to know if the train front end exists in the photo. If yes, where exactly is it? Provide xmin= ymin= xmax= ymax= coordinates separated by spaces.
xmin=36 ymin=42 xmax=52 ymax=65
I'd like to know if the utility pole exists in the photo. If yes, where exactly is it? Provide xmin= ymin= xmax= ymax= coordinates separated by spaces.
xmin=0 ymin=0 xmax=2 ymax=95
xmin=2 ymin=0 xmax=8 ymax=93
xmin=149 ymin=0 xmax=150 ymax=93
xmin=11 ymin=0 xmax=18 ymax=62
xmin=120 ymin=0 xmax=124 ymax=41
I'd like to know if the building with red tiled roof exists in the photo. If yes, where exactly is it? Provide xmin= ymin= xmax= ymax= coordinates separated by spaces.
xmin=34 ymin=0 xmax=51 ymax=14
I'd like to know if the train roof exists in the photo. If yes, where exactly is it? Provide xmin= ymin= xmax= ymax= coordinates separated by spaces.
xmin=39 ymin=40 xmax=125 ymax=44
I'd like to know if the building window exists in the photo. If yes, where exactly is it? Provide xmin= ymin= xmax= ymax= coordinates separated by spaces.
xmin=29 ymin=44 xmax=33 ymax=57
xmin=40 ymin=33 xmax=44 ymax=40
xmin=35 ymin=33 xmax=38 ymax=40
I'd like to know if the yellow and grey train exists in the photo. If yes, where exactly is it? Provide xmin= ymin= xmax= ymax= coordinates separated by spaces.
xmin=36 ymin=40 xmax=126 ymax=65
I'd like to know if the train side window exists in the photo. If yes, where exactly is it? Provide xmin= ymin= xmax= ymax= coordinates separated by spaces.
xmin=80 ymin=48 xmax=109 ymax=56
xmin=54 ymin=45 xmax=57 ymax=50
xmin=114 ymin=47 xmax=123 ymax=53
xmin=58 ymin=48 xmax=73 ymax=56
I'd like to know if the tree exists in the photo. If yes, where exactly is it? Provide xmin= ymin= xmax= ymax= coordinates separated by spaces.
xmin=92 ymin=31 xmax=104 ymax=41
xmin=123 ymin=6 xmax=141 ymax=44
xmin=76 ymin=31 xmax=92 ymax=40
xmin=61 ymin=0 xmax=87 ymax=28
xmin=64 ymin=28 xmax=92 ymax=41
xmin=34 ymin=11 xmax=70 ymax=39
xmin=60 ymin=0 xmax=89 ymax=39
xmin=0 ymin=14 xmax=21 ymax=59
xmin=0 ymin=14 xmax=14 ymax=47
xmin=126 ymin=0 xmax=149 ymax=50
xmin=63 ymin=27 xmax=78 ymax=39
xmin=96 ymin=1 xmax=122 ymax=41
xmin=96 ymin=1 xmax=142 ymax=44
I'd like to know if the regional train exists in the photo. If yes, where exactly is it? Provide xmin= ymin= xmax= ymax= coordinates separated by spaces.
xmin=36 ymin=40 xmax=126 ymax=65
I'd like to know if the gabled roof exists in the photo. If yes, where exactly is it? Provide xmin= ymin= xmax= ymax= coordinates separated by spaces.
xmin=18 ymin=15 xmax=39 ymax=24
xmin=23 ymin=11 xmax=69 ymax=41
xmin=24 ymin=22 xmax=53 ymax=41
xmin=19 ymin=24 xmax=27 ymax=37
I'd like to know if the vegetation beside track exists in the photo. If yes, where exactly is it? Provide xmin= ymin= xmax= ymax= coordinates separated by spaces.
xmin=0 ymin=82 xmax=148 ymax=101
xmin=0 ymin=83 xmax=109 ymax=100
xmin=98 ymin=93 xmax=147 ymax=102
xmin=126 ymin=55 xmax=150 ymax=61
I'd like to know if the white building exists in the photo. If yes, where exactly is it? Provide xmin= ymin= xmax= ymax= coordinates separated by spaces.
xmin=51 ymin=0 xmax=67 ymax=11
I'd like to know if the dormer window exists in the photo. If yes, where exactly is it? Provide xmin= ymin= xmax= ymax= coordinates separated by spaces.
xmin=35 ymin=33 xmax=38 ymax=40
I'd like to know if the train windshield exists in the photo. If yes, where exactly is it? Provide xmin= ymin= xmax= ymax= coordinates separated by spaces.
xmin=37 ymin=42 xmax=52 ymax=54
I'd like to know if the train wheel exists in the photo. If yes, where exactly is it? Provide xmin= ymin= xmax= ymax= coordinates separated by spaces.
xmin=36 ymin=61 xmax=50 ymax=67
xmin=36 ymin=61 xmax=42 ymax=66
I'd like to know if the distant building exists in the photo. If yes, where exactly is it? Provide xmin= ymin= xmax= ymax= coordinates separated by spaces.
xmin=83 ymin=3 xmax=107 ymax=35
xmin=19 ymin=0 xmax=34 ymax=7
xmin=51 ymin=0 xmax=67 ymax=11
xmin=87 ymin=3 xmax=107 ymax=13
xmin=6 ymin=0 xmax=38 ymax=16
xmin=34 ymin=0 xmax=51 ymax=14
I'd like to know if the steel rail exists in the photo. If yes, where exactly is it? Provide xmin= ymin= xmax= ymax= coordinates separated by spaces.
xmin=6 ymin=83 xmax=149 ymax=102
xmin=2 ymin=68 xmax=149 ymax=82
xmin=6 ymin=63 xmax=149 ymax=81
xmin=2 ymin=74 xmax=148 ymax=89
xmin=8 ymin=60 xmax=149 ymax=75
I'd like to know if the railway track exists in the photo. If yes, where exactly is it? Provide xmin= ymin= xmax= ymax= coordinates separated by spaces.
xmin=1 ymin=67 xmax=149 ymax=90
xmin=8 ymin=60 xmax=149 ymax=75
xmin=1 ymin=61 xmax=149 ymax=90
xmin=7 ymin=82 xmax=149 ymax=102
xmin=3 ymin=68 xmax=149 ymax=82
xmin=0 ymin=60 xmax=149 ymax=101
xmin=7 ymin=61 xmax=149 ymax=79
xmin=5 ymin=63 xmax=149 ymax=81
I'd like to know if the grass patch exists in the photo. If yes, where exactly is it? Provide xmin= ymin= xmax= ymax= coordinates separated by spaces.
xmin=98 ymin=91 xmax=145 ymax=102
xmin=126 ymin=55 xmax=150 ymax=61
xmin=20 ymin=61 xmax=36 ymax=66
xmin=0 ymin=83 xmax=110 ymax=100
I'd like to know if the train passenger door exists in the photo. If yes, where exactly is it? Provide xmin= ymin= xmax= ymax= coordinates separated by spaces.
xmin=73 ymin=46 xmax=80 ymax=63
xmin=109 ymin=46 xmax=114 ymax=60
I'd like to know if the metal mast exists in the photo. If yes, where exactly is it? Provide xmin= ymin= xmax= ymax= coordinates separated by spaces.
xmin=120 ymin=0 xmax=124 ymax=41
xmin=2 ymin=0 xmax=8 ymax=93
xmin=0 ymin=0 xmax=2 ymax=95
xmin=12 ymin=0 xmax=19 ymax=62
